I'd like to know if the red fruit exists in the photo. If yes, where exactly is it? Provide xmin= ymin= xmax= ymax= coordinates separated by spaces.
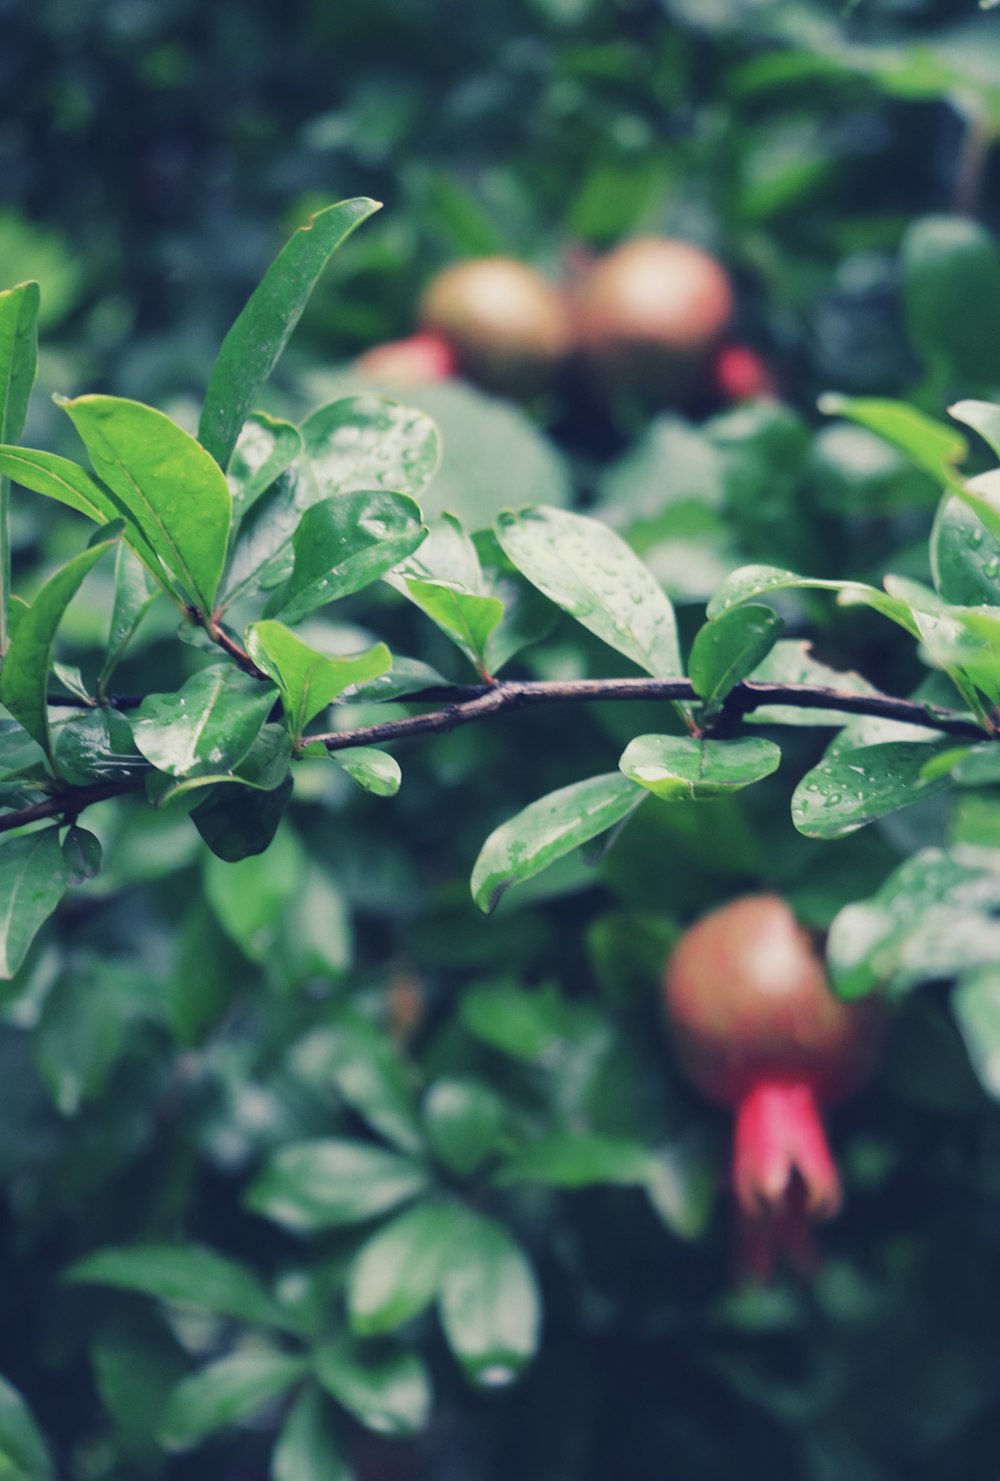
xmin=353 ymin=331 xmax=457 ymax=386
xmin=576 ymin=237 xmax=734 ymax=406
xmin=713 ymin=342 xmax=776 ymax=402
xmin=663 ymin=895 xmax=885 ymax=1279
xmin=418 ymin=257 xmax=573 ymax=395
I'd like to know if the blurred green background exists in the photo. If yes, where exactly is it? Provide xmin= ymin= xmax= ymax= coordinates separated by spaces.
xmin=5 ymin=1 xmax=1000 ymax=1478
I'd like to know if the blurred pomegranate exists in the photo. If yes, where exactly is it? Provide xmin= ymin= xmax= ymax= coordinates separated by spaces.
xmin=577 ymin=237 xmax=734 ymax=406
xmin=417 ymin=256 xmax=574 ymax=395
xmin=663 ymin=894 xmax=885 ymax=1279
xmin=353 ymin=331 xmax=457 ymax=386
xmin=713 ymin=342 xmax=776 ymax=402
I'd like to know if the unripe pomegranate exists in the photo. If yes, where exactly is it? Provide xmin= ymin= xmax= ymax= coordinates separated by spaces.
xmin=713 ymin=342 xmax=776 ymax=403
xmin=418 ymin=257 xmax=573 ymax=395
xmin=663 ymin=895 xmax=885 ymax=1279
xmin=353 ymin=331 xmax=457 ymax=386
xmin=577 ymin=237 xmax=734 ymax=406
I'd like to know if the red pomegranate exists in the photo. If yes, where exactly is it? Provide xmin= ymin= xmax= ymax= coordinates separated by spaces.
xmin=663 ymin=895 xmax=885 ymax=1279
xmin=576 ymin=236 xmax=734 ymax=406
xmin=713 ymin=342 xmax=776 ymax=403
xmin=353 ymin=331 xmax=457 ymax=386
xmin=418 ymin=256 xmax=574 ymax=395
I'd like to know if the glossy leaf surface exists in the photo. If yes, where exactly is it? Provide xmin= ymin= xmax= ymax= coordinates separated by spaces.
xmin=619 ymin=734 xmax=781 ymax=799
xmin=348 ymin=1202 xmax=458 ymax=1337
xmin=198 ymin=198 xmax=381 ymax=468
xmin=60 ymin=396 xmax=232 ymax=613
xmin=495 ymin=505 xmax=681 ymax=677
xmin=133 ymin=665 xmax=276 ymax=778
xmin=315 ymin=1337 xmax=432 ymax=1437
xmin=792 ymin=740 xmax=950 ymax=839
xmin=471 ymin=772 xmax=646 ymax=914
xmin=245 ymin=1140 xmax=430 ymax=1231
xmin=246 ymin=620 xmax=390 ymax=738
xmin=438 ymin=1211 xmax=540 ymax=1387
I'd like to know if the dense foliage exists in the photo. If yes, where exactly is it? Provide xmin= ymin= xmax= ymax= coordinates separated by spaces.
xmin=4 ymin=3 xmax=1000 ymax=1479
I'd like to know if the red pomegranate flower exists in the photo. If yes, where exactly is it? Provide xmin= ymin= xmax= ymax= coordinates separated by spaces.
xmin=663 ymin=895 xmax=885 ymax=1279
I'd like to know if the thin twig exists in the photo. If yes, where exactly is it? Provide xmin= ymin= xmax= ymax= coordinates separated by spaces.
xmin=305 ymin=676 xmax=986 ymax=751
xmin=0 ymin=675 xmax=986 ymax=837
xmin=0 ymin=776 xmax=146 ymax=835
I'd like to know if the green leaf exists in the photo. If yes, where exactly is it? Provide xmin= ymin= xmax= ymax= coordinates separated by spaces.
xmin=389 ymin=514 xmax=503 ymax=673
xmin=460 ymin=980 xmax=602 ymax=1063
xmin=404 ymin=580 xmax=503 ymax=674
xmin=59 ymin=395 xmax=232 ymax=613
xmin=292 ymin=1012 xmax=423 ymax=1153
xmin=315 ymin=1336 xmax=432 ymax=1437
xmin=931 ymin=484 xmax=1000 ymax=606
xmin=199 ymin=199 xmax=382 ymax=468
xmin=169 ymin=902 xmax=244 ymax=1046
xmin=246 ymin=620 xmax=391 ymax=739
xmin=65 ymin=1244 xmax=289 ymax=1329
xmin=643 ymin=1137 xmax=716 ymax=1241
xmin=273 ymin=1387 xmax=349 ymax=1481
xmin=267 ymin=491 xmax=426 ymax=624
xmin=348 ymin=1201 xmax=458 ymax=1337
xmin=902 ymin=216 xmax=1000 ymax=382
xmin=619 ymin=734 xmax=781 ymax=800
xmin=0 ymin=282 xmax=39 ymax=446
xmin=497 ymin=1131 xmax=655 ymax=1187
xmin=0 ymin=1373 xmax=54 ymax=1481
xmin=818 ymin=393 xmax=968 ymax=488
xmin=141 ymin=722 xmax=293 ymax=806
xmin=495 ymin=506 xmax=682 ymax=677
xmin=222 ymin=394 xmax=439 ymax=610
xmin=474 ymin=530 xmax=558 ymax=675
xmin=203 ymin=823 xmax=303 ymax=957
xmin=327 ymin=747 xmax=401 ymax=797
xmin=0 ymin=537 xmax=115 ymax=759
xmin=423 ymin=1078 xmax=506 ymax=1177
xmin=277 ymin=861 xmax=352 ymax=984
xmin=706 ymin=562 xmax=918 ymax=635
xmin=471 ymin=772 xmax=647 ymax=915
xmin=99 ymin=543 xmax=161 ymax=693
xmin=792 ymin=741 xmax=950 ymax=840
xmin=0 ymin=828 xmax=66 ymax=979
xmin=301 ymin=394 xmax=441 ymax=501
xmin=0 ymin=282 xmax=40 ymax=654
xmin=192 ymin=773 xmax=294 ymax=862
xmin=438 ymin=1211 xmax=540 ymax=1388
xmin=245 ymin=1140 xmax=430 ymax=1232
xmin=950 ymin=399 xmax=1000 ymax=461
xmin=953 ymin=968 xmax=1000 ymax=1099
xmin=689 ymin=605 xmax=784 ymax=706
xmin=50 ymin=705 xmax=141 ymax=787
xmin=0 ymin=446 xmax=133 ymax=528
xmin=828 ymin=849 xmax=1000 ymax=1001
xmin=227 ymin=412 xmax=302 ymax=518
xmin=133 ymin=665 xmax=276 ymax=778
xmin=61 ymin=824 xmax=102 ymax=885
xmin=159 ymin=1351 xmax=308 ymax=1450
xmin=91 ymin=1309 xmax=188 ymax=1466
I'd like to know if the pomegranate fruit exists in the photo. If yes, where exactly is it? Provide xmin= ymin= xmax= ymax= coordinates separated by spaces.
xmin=663 ymin=894 xmax=885 ymax=1279
xmin=577 ymin=236 xmax=734 ymax=406
xmin=353 ymin=331 xmax=457 ymax=386
xmin=418 ymin=257 xmax=573 ymax=395
xmin=713 ymin=342 xmax=776 ymax=403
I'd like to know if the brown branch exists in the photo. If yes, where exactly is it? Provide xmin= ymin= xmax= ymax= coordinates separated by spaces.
xmin=0 ymin=776 xmax=146 ymax=836
xmin=0 ymin=675 xmax=985 ymax=838
xmin=184 ymin=606 xmax=268 ymax=680
xmin=305 ymin=676 xmax=986 ymax=751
